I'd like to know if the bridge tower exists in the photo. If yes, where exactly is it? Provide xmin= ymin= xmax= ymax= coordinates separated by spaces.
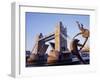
xmin=55 ymin=21 xmax=68 ymax=52
xmin=32 ymin=33 xmax=48 ymax=55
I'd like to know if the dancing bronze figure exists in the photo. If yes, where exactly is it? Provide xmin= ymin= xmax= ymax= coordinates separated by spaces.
xmin=70 ymin=39 xmax=86 ymax=64
xmin=73 ymin=21 xmax=89 ymax=51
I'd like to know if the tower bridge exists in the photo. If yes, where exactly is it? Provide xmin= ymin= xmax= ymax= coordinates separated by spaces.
xmin=28 ymin=21 xmax=71 ymax=65
xmin=32 ymin=21 xmax=68 ymax=54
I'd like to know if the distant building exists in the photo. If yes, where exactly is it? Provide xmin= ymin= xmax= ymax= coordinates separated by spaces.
xmin=26 ymin=51 xmax=31 ymax=57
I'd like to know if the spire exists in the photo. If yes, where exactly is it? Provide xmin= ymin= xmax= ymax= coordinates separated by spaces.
xmin=56 ymin=21 xmax=63 ymax=29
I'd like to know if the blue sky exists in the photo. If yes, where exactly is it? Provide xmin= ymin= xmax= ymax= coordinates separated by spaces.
xmin=25 ymin=12 xmax=89 ymax=51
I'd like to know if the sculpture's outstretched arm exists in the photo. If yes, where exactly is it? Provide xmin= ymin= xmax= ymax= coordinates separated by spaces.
xmin=73 ymin=32 xmax=82 ymax=39
xmin=78 ymin=43 xmax=83 ymax=47
xmin=76 ymin=21 xmax=81 ymax=30
xmin=79 ymin=37 xmax=88 ymax=51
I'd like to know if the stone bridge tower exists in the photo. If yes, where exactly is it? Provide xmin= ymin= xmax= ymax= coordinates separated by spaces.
xmin=55 ymin=21 xmax=68 ymax=52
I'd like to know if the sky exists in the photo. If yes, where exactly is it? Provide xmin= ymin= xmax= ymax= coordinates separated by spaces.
xmin=25 ymin=12 xmax=89 ymax=52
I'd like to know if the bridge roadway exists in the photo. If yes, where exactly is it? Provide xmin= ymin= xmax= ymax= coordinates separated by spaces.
xmin=39 ymin=32 xmax=68 ymax=42
xmin=39 ymin=32 xmax=55 ymax=42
